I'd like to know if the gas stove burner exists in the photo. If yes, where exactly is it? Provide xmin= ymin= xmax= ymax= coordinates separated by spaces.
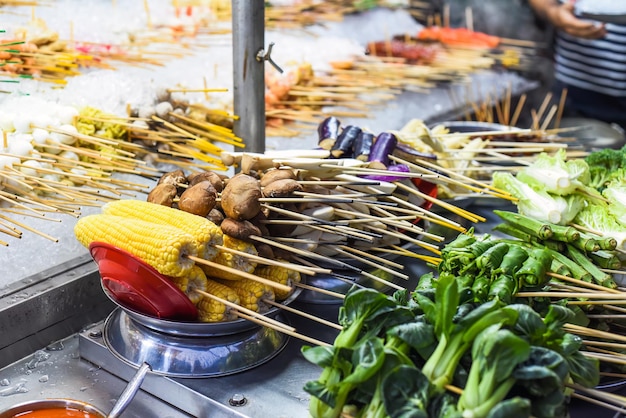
xmin=103 ymin=309 xmax=290 ymax=378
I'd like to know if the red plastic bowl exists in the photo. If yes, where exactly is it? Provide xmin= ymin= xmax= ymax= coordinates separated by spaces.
xmin=89 ymin=242 xmax=198 ymax=321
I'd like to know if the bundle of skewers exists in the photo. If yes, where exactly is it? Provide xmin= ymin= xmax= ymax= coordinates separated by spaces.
xmin=0 ymin=88 xmax=246 ymax=245
xmin=72 ymin=142 xmax=626 ymax=415
xmin=264 ymin=61 xmax=402 ymax=138
xmin=0 ymin=7 xmax=230 ymax=85
xmin=293 ymin=141 xmax=626 ymax=417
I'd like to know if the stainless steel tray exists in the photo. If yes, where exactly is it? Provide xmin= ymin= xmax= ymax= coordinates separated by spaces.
xmin=102 ymin=282 xmax=302 ymax=337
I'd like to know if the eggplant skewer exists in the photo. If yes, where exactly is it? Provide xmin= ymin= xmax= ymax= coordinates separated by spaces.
xmin=353 ymin=131 xmax=374 ymax=161
xmin=317 ymin=116 xmax=341 ymax=150
xmin=330 ymin=125 xmax=362 ymax=158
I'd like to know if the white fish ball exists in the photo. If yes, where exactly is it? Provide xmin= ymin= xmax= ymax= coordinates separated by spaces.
xmin=51 ymin=125 xmax=78 ymax=145
xmin=20 ymin=159 xmax=43 ymax=177
xmin=59 ymin=151 xmax=79 ymax=161
xmin=0 ymin=155 xmax=20 ymax=170
xmin=56 ymin=106 xmax=79 ymax=125
xmin=31 ymin=128 xmax=49 ymax=145
xmin=12 ymin=114 xmax=33 ymax=133
xmin=8 ymin=139 xmax=34 ymax=157
xmin=42 ymin=173 xmax=61 ymax=183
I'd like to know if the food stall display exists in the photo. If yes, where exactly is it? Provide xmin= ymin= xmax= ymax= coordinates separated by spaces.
xmin=2 ymin=1 xmax=624 ymax=417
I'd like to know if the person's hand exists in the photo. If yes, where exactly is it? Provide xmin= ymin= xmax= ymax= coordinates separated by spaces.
xmin=547 ymin=1 xmax=606 ymax=39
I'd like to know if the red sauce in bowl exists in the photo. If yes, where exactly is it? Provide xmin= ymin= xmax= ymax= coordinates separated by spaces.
xmin=11 ymin=407 xmax=103 ymax=418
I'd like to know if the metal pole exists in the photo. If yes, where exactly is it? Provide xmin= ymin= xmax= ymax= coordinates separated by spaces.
xmin=232 ymin=0 xmax=265 ymax=153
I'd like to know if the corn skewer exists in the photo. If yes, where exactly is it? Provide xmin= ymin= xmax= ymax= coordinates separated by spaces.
xmin=187 ymin=255 xmax=291 ymax=294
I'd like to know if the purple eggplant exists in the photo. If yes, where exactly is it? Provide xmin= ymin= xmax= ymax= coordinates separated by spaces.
xmin=353 ymin=131 xmax=374 ymax=161
xmin=330 ymin=125 xmax=361 ymax=158
xmin=368 ymin=131 xmax=398 ymax=169
xmin=317 ymin=116 xmax=341 ymax=150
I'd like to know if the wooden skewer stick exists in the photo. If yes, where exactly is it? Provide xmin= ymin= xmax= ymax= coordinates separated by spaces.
xmin=582 ymin=340 xmax=626 ymax=350
xmin=263 ymin=298 xmax=343 ymax=330
xmin=570 ymin=380 xmax=626 ymax=407
xmin=567 ymin=382 xmax=626 ymax=412
xmin=389 ymin=155 xmax=511 ymax=199
xmin=294 ymin=282 xmax=345 ymax=300
xmin=370 ymin=202 xmax=466 ymax=233
xmin=0 ymin=213 xmax=58 ymax=242
xmin=547 ymin=272 xmax=622 ymax=294
xmin=394 ymin=181 xmax=486 ymax=223
xmin=214 ymin=244 xmax=318 ymax=276
xmin=566 ymin=300 xmax=626 ymax=306
xmin=570 ymin=392 xmax=626 ymax=415
xmin=331 ymin=247 xmax=409 ymax=280
xmin=516 ymin=291 xmax=626 ymax=299
xmin=234 ymin=311 xmax=330 ymax=347
xmin=580 ymin=351 xmax=626 ymax=366
xmin=193 ymin=289 xmax=295 ymax=332
xmin=365 ymin=224 xmax=441 ymax=254
xmin=565 ymin=323 xmax=626 ymax=343
xmin=337 ymin=245 xmax=404 ymax=270
xmin=187 ymin=255 xmax=291 ymax=293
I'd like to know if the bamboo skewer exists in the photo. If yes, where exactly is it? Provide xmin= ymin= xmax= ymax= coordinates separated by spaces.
xmin=294 ymin=282 xmax=345 ymax=300
xmin=263 ymin=298 xmax=343 ymax=330
xmin=187 ymin=255 xmax=291 ymax=293
xmin=214 ymin=244 xmax=318 ymax=276
xmin=234 ymin=311 xmax=330 ymax=347
xmin=547 ymin=272 xmax=622 ymax=294
xmin=194 ymin=289 xmax=295 ymax=332
xmin=331 ymin=247 xmax=409 ymax=281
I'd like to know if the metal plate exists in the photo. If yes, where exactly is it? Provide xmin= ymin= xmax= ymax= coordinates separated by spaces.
xmin=102 ymin=282 xmax=302 ymax=337
xmin=579 ymin=12 xmax=626 ymax=24
xmin=103 ymin=308 xmax=290 ymax=378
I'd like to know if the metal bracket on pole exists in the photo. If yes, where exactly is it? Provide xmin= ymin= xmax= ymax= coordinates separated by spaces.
xmin=256 ymin=42 xmax=284 ymax=74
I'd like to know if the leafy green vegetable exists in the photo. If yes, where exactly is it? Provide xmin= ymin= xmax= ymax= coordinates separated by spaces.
xmin=603 ymin=181 xmax=626 ymax=225
xmin=574 ymin=204 xmax=626 ymax=252
xmin=303 ymin=288 xmax=408 ymax=418
xmin=513 ymin=346 xmax=570 ymax=418
xmin=381 ymin=365 xmax=431 ymax=418
xmin=418 ymin=275 xmax=519 ymax=391
xmin=486 ymin=397 xmax=531 ymax=418
xmin=457 ymin=325 xmax=531 ymax=418
xmin=492 ymin=172 xmax=578 ymax=224
xmin=585 ymin=145 xmax=626 ymax=189
xmin=516 ymin=149 xmax=589 ymax=196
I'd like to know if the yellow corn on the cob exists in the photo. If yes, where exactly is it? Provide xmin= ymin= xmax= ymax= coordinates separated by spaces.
xmin=74 ymin=213 xmax=196 ymax=277
xmin=170 ymin=265 xmax=208 ymax=305
xmin=197 ymin=279 xmax=240 ymax=322
xmin=201 ymin=235 xmax=258 ymax=281
xmin=102 ymin=199 xmax=223 ymax=261
xmin=221 ymin=278 xmax=274 ymax=313
xmin=253 ymin=262 xmax=301 ymax=301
